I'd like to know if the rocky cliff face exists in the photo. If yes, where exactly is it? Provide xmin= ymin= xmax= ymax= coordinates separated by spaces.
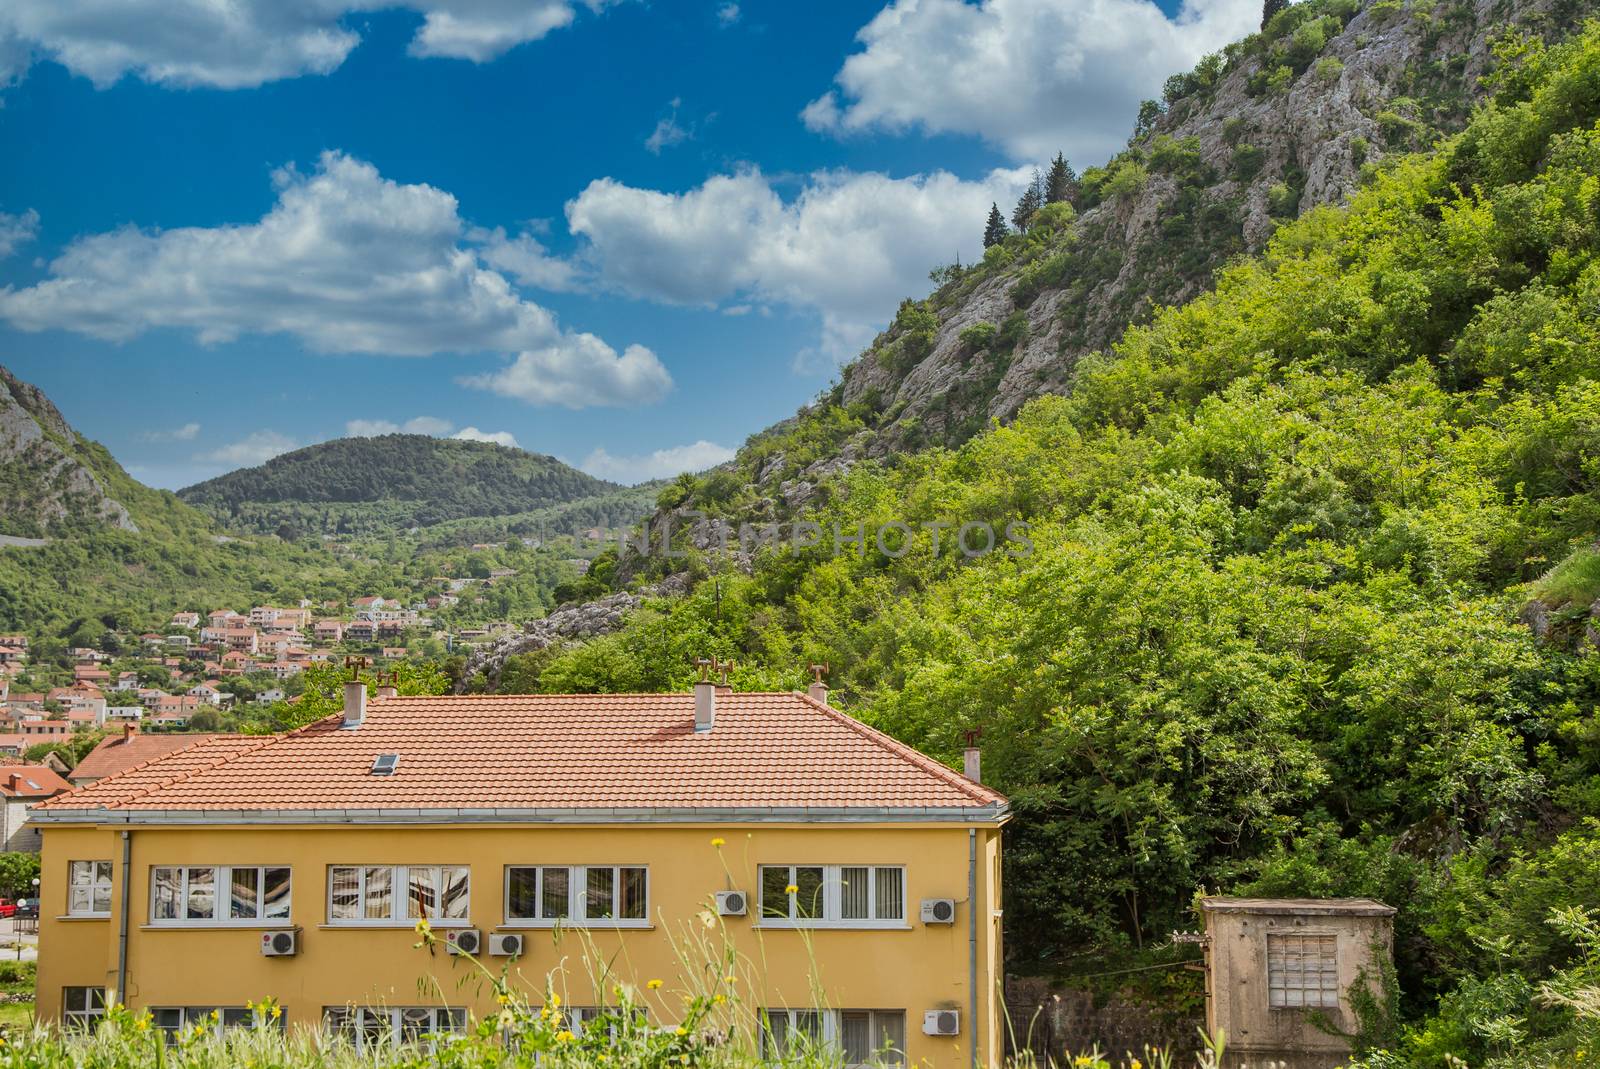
xmin=827 ymin=0 xmax=1573 ymax=462
xmin=0 ymin=365 xmax=136 ymax=536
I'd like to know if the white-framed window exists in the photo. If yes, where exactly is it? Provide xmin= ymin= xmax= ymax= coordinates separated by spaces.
xmin=504 ymin=866 xmax=648 ymax=926
xmin=324 ymin=1006 xmax=467 ymax=1050
xmin=1267 ymin=932 xmax=1340 ymax=1008
xmin=761 ymin=1009 xmax=905 ymax=1067
xmin=328 ymin=865 xmax=469 ymax=926
xmin=68 ymin=860 xmax=113 ymax=916
xmin=63 ymin=986 xmax=107 ymax=1030
xmin=758 ymin=865 xmax=905 ymax=926
xmin=150 ymin=866 xmax=291 ymax=925
xmin=151 ymin=1006 xmax=285 ymax=1040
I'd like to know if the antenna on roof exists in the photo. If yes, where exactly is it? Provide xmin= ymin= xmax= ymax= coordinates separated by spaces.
xmin=693 ymin=656 xmax=714 ymax=683
xmin=962 ymin=727 xmax=983 ymax=748
xmin=808 ymin=662 xmax=830 ymax=685
xmin=376 ymin=669 xmax=398 ymax=687
xmin=711 ymin=657 xmax=735 ymax=686
xmin=344 ymin=655 xmax=370 ymax=682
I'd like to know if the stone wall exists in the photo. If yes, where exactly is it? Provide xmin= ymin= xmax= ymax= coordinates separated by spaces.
xmin=1005 ymin=976 xmax=1203 ymax=1064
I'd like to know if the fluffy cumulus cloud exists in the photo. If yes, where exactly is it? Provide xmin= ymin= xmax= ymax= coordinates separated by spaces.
xmin=460 ymin=336 xmax=674 ymax=408
xmin=579 ymin=439 xmax=736 ymax=483
xmin=0 ymin=151 xmax=670 ymax=408
xmin=803 ymin=0 xmax=1258 ymax=163
xmin=204 ymin=430 xmax=299 ymax=467
xmin=0 ymin=210 xmax=39 ymax=259
xmin=451 ymin=426 xmax=520 ymax=448
xmin=565 ymin=165 xmax=1030 ymax=364
xmin=344 ymin=415 xmax=456 ymax=437
xmin=0 ymin=0 xmax=612 ymax=90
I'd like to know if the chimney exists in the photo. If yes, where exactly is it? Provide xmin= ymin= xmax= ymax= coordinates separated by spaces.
xmin=123 ymin=721 xmax=138 ymax=741
xmin=806 ymin=662 xmax=829 ymax=704
xmin=694 ymin=678 xmax=715 ymax=732
xmin=342 ymin=681 xmax=367 ymax=729
xmin=374 ymin=670 xmax=398 ymax=700
xmin=961 ymin=728 xmax=983 ymax=784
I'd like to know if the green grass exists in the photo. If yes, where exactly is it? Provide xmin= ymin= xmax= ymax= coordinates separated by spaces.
xmin=1534 ymin=545 xmax=1600 ymax=611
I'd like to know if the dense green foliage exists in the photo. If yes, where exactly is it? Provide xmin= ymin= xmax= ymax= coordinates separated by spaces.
xmin=179 ymin=435 xmax=632 ymax=536
xmin=496 ymin=24 xmax=1600 ymax=1065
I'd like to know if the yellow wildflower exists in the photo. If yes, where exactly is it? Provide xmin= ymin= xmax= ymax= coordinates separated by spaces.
xmin=647 ymin=979 xmax=663 ymax=990
xmin=550 ymin=992 xmax=561 ymax=1008
xmin=676 ymin=1027 xmax=688 ymax=1036
xmin=496 ymin=993 xmax=510 ymax=1006
xmin=710 ymin=837 xmax=725 ymax=847
xmin=270 ymin=1004 xmax=282 ymax=1020
xmin=556 ymin=1030 xmax=576 ymax=1044
xmin=134 ymin=1018 xmax=149 ymax=1033
xmin=414 ymin=918 xmax=431 ymax=935
xmin=785 ymin=883 xmax=798 ymax=895
xmin=723 ymin=975 xmax=736 ymax=985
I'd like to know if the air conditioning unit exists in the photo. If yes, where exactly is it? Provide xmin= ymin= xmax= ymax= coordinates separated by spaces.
xmin=920 ymin=898 xmax=957 ymax=924
xmin=446 ymin=928 xmax=482 ymax=956
xmin=260 ymin=929 xmax=297 ymax=956
xmin=715 ymin=890 xmax=748 ymax=916
xmin=488 ymin=932 xmax=524 ymax=957
xmin=923 ymin=1009 xmax=960 ymax=1036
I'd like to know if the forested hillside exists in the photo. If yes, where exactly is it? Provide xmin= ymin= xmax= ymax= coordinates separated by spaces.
xmin=651 ymin=0 xmax=1581 ymax=526
xmin=0 ymin=366 xmax=365 ymax=639
xmin=480 ymin=22 xmax=1600 ymax=1066
xmin=178 ymin=434 xmax=643 ymax=539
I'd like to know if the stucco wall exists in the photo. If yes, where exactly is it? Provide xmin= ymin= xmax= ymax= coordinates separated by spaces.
xmin=38 ymin=822 xmax=1003 ymax=1068
xmin=1204 ymin=906 xmax=1394 ymax=1069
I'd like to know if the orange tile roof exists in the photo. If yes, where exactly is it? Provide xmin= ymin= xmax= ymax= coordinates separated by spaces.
xmin=0 ymin=764 xmax=73 ymax=797
xmin=37 ymin=691 xmax=1006 ymax=823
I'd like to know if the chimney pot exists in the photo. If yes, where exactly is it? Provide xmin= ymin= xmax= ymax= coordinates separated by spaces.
xmin=963 ymin=746 xmax=982 ymax=784
xmin=807 ymin=680 xmax=829 ymax=704
xmin=694 ymin=679 xmax=715 ymax=732
xmin=342 ymin=681 xmax=367 ymax=729
xmin=123 ymin=722 xmax=138 ymax=740
xmin=375 ymin=685 xmax=398 ymax=699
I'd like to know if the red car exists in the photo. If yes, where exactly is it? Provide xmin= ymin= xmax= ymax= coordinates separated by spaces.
xmin=0 ymin=899 xmax=17 ymax=919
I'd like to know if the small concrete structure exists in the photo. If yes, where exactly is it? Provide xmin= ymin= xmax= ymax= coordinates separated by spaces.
xmin=1201 ymin=897 xmax=1396 ymax=1069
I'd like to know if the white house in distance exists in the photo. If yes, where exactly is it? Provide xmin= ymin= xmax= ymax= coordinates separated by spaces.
xmin=0 ymin=765 xmax=72 ymax=851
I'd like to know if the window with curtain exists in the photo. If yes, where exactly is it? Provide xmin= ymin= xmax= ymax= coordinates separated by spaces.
xmin=327 ymin=866 xmax=468 ymax=925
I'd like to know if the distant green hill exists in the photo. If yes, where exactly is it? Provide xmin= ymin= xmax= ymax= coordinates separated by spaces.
xmin=178 ymin=435 xmax=646 ymax=540
xmin=0 ymin=365 xmax=359 ymax=638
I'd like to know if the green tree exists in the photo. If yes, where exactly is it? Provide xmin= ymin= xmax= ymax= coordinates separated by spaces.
xmin=0 ymin=853 xmax=40 ymax=898
xmin=1011 ymin=170 xmax=1044 ymax=232
xmin=1262 ymin=0 xmax=1288 ymax=29
xmin=982 ymin=202 xmax=1009 ymax=247
xmin=1044 ymin=152 xmax=1078 ymax=204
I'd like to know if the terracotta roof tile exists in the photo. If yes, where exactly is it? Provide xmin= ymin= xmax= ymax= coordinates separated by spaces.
xmin=69 ymin=733 xmax=235 ymax=783
xmin=38 ymin=692 xmax=1006 ymax=818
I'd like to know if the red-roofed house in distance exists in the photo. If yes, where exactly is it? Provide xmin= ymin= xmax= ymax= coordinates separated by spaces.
xmin=32 ymin=676 xmax=1009 ymax=1065
xmin=0 ymin=764 xmax=71 ymax=850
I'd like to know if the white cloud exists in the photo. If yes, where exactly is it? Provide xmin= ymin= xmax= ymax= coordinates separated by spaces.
xmin=345 ymin=416 xmax=457 ymax=437
xmin=565 ymin=165 xmax=1030 ymax=364
xmin=645 ymin=115 xmax=690 ymax=155
xmin=0 ymin=209 xmax=38 ymax=259
xmin=803 ymin=0 xmax=1258 ymax=163
xmin=644 ymin=98 xmax=697 ymax=155
xmin=0 ymin=0 xmax=612 ymax=90
xmin=472 ymin=225 xmax=581 ymax=292
xmin=140 ymin=421 xmax=200 ymax=442
xmin=580 ymin=439 xmax=736 ymax=483
xmin=204 ymin=430 xmax=298 ymax=467
xmin=716 ymin=3 xmax=741 ymax=26
xmin=461 ymin=336 xmax=674 ymax=408
xmin=451 ymin=426 xmax=520 ymax=448
xmin=0 ymin=151 xmax=670 ymax=408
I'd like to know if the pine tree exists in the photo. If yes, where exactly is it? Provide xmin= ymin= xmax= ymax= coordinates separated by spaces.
xmin=983 ymin=202 xmax=1009 ymax=247
xmin=1012 ymin=169 xmax=1044 ymax=232
xmin=1045 ymin=152 xmax=1078 ymax=205
xmin=1261 ymin=0 xmax=1287 ymax=29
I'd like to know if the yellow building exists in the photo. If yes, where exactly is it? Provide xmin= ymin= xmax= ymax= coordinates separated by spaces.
xmin=33 ymin=678 xmax=1009 ymax=1067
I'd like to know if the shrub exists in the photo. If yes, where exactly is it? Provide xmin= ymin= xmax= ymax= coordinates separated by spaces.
xmin=959 ymin=322 xmax=998 ymax=352
xmin=1316 ymin=56 xmax=1345 ymax=80
xmin=1103 ymin=160 xmax=1150 ymax=200
xmin=1232 ymin=143 xmax=1267 ymax=181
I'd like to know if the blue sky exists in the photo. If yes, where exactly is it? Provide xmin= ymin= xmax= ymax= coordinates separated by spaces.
xmin=0 ymin=0 xmax=1254 ymax=489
